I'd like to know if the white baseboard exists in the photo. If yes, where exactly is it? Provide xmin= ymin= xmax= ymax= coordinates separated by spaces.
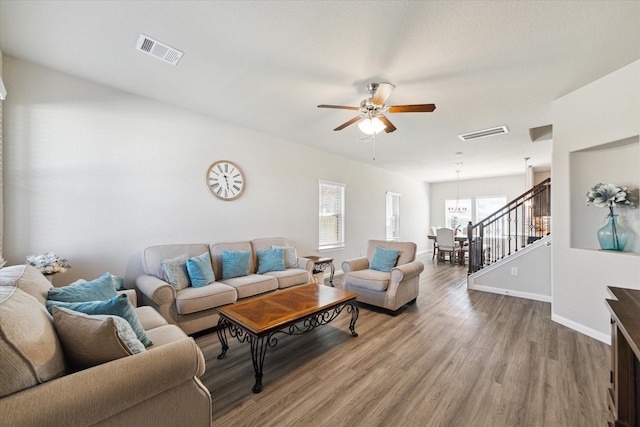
xmin=551 ymin=313 xmax=611 ymax=345
xmin=468 ymin=283 xmax=551 ymax=303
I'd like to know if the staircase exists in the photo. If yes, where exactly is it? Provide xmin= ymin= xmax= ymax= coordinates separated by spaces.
xmin=467 ymin=178 xmax=551 ymax=274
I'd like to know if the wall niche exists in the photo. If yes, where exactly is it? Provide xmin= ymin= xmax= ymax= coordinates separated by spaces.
xmin=569 ymin=136 xmax=640 ymax=254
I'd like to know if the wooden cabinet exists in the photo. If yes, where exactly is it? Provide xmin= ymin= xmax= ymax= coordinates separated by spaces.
xmin=606 ymin=287 xmax=640 ymax=426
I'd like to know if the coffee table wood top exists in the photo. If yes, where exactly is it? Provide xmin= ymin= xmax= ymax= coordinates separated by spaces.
xmin=217 ymin=283 xmax=357 ymax=335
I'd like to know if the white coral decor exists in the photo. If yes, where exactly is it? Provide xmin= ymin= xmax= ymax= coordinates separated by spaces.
xmin=26 ymin=252 xmax=71 ymax=275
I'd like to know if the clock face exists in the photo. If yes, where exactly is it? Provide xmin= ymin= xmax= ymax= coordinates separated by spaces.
xmin=206 ymin=161 xmax=246 ymax=201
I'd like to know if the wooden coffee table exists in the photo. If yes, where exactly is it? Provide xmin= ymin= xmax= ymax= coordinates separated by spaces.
xmin=216 ymin=283 xmax=359 ymax=393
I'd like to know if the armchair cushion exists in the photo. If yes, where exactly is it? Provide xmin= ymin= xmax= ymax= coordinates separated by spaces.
xmin=52 ymin=306 xmax=145 ymax=370
xmin=342 ymin=269 xmax=390 ymax=292
xmin=47 ymin=272 xmax=117 ymax=303
xmin=186 ymin=253 xmax=215 ymax=288
xmin=369 ymin=246 xmax=400 ymax=272
xmin=46 ymin=294 xmax=153 ymax=347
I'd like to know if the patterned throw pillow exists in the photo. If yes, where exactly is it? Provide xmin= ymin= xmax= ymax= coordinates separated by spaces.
xmin=257 ymin=248 xmax=286 ymax=274
xmin=272 ymin=245 xmax=298 ymax=268
xmin=46 ymin=294 xmax=152 ymax=347
xmin=52 ymin=306 xmax=145 ymax=370
xmin=47 ymin=272 xmax=118 ymax=303
xmin=186 ymin=252 xmax=215 ymax=287
xmin=161 ymin=254 xmax=190 ymax=290
xmin=369 ymin=246 xmax=400 ymax=272
xmin=222 ymin=250 xmax=251 ymax=280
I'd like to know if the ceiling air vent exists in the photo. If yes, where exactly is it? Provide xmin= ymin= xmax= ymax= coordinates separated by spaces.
xmin=458 ymin=125 xmax=509 ymax=141
xmin=136 ymin=34 xmax=183 ymax=66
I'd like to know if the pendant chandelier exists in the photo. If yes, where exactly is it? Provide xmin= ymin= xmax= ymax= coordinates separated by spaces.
xmin=448 ymin=170 xmax=467 ymax=214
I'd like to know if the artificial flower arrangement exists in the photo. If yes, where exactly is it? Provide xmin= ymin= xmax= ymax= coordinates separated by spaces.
xmin=586 ymin=183 xmax=637 ymax=251
xmin=26 ymin=252 xmax=71 ymax=275
xmin=586 ymin=183 xmax=637 ymax=214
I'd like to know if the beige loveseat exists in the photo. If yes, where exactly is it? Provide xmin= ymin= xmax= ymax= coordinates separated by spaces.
xmin=342 ymin=240 xmax=424 ymax=312
xmin=0 ymin=264 xmax=211 ymax=426
xmin=136 ymin=237 xmax=313 ymax=334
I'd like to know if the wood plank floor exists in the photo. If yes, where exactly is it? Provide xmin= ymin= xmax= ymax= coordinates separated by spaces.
xmin=195 ymin=255 xmax=610 ymax=426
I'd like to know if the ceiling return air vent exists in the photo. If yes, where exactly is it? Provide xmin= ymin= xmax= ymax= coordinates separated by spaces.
xmin=136 ymin=34 xmax=183 ymax=65
xmin=458 ymin=125 xmax=509 ymax=141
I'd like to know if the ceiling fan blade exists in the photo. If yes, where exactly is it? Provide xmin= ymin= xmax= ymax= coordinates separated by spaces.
xmin=317 ymin=104 xmax=360 ymax=110
xmin=388 ymin=104 xmax=436 ymax=113
xmin=378 ymin=115 xmax=397 ymax=133
xmin=334 ymin=116 xmax=362 ymax=131
xmin=372 ymin=83 xmax=395 ymax=105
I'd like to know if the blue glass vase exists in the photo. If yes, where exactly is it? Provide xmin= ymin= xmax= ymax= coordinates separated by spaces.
xmin=597 ymin=214 xmax=629 ymax=251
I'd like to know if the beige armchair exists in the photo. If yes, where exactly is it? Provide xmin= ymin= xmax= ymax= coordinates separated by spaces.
xmin=342 ymin=240 xmax=424 ymax=312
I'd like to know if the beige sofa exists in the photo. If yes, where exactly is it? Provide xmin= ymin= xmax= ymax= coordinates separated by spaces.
xmin=136 ymin=237 xmax=313 ymax=334
xmin=0 ymin=264 xmax=211 ymax=426
xmin=342 ymin=240 xmax=424 ymax=312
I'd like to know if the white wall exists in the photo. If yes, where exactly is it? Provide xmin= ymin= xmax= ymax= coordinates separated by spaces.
xmin=552 ymin=59 xmax=640 ymax=343
xmin=2 ymin=56 xmax=430 ymax=286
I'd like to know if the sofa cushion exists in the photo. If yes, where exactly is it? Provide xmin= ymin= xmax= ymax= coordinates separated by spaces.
xmin=256 ymin=248 xmax=285 ymax=274
xmin=262 ymin=268 xmax=310 ymax=289
xmin=344 ymin=269 xmax=391 ymax=292
xmin=47 ymin=272 xmax=118 ymax=302
xmin=0 ymin=264 xmax=53 ymax=305
xmin=221 ymin=274 xmax=278 ymax=299
xmin=175 ymin=282 xmax=237 ymax=315
xmin=0 ymin=288 xmax=67 ymax=398
xmin=46 ymin=294 xmax=153 ymax=347
xmin=52 ymin=306 xmax=145 ymax=370
xmin=186 ymin=252 xmax=215 ymax=288
xmin=135 ymin=306 xmax=169 ymax=331
xmin=160 ymin=254 xmax=190 ymax=290
xmin=222 ymin=250 xmax=251 ymax=280
xmin=142 ymin=244 xmax=210 ymax=280
xmin=370 ymin=247 xmax=400 ymax=272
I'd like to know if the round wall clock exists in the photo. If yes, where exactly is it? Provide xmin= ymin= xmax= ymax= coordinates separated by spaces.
xmin=206 ymin=160 xmax=246 ymax=201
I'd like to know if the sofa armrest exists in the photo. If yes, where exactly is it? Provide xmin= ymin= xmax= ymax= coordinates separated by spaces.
xmin=297 ymin=257 xmax=314 ymax=275
xmin=135 ymin=275 xmax=178 ymax=324
xmin=390 ymin=261 xmax=425 ymax=283
xmin=342 ymin=257 xmax=369 ymax=273
xmin=0 ymin=338 xmax=209 ymax=426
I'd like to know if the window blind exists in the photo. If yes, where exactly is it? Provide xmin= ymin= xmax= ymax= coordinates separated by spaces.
xmin=319 ymin=181 xmax=345 ymax=249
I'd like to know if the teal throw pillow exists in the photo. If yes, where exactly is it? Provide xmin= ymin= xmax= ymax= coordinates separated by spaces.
xmin=47 ymin=272 xmax=118 ymax=303
xmin=160 ymin=254 xmax=190 ymax=290
xmin=46 ymin=294 xmax=153 ymax=347
xmin=186 ymin=252 xmax=215 ymax=287
xmin=257 ymin=248 xmax=285 ymax=274
xmin=370 ymin=246 xmax=400 ymax=272
xmin=272 ymin=245 xmax=298 ymax=268
xmin=222 ymin=250 xmax=251 ymax=280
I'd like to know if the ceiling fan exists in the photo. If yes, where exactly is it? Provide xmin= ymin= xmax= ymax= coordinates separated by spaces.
xmin=318 ymin=83 xmax=436 ymax=134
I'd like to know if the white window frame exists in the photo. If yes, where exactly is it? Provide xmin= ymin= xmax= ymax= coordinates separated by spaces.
xmin=475 ymin=195 xmax=508 ymax=223
xmin=386 ymin=192 xmax=400 ymax=240
xmin=318 ymin=180 xmax=345 ymax=250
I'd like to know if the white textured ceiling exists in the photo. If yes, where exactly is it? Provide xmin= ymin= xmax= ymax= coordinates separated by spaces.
xmin=1 ymin=1 xmax=639 ymax=182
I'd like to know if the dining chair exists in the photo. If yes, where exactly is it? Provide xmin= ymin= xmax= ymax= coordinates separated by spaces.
xmin=436 ymin=227 xmax=461 ymax=264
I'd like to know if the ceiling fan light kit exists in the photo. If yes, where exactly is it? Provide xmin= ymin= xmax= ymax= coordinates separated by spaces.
xmin=318 ymin=82 xmax=436 ymax=135
xmin=358 ymin=117 xmax=386 ymax=135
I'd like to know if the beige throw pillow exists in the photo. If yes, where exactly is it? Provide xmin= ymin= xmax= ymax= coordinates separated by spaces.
xmin=52 ymin=306 xmax=146 ymax=370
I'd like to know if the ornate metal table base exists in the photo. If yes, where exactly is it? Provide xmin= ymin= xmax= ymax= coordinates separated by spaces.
xmin=312 ymin=261 xmax=335 ymax=286
xmin=217 ymin=301 xmax=359 ymax=393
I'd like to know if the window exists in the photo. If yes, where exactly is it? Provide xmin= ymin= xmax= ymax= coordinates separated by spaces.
xmin=445 ymin=198 xmax=472 ymax=233
xmin=386 ymin=192 xmax=400 ymax=240
xmin=319 ymin=180 xmax=345 ymax=249
xmin=476 ymin=196 xmax=507 ymax=223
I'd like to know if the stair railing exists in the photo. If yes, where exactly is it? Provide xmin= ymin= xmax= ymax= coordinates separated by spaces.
xmin=467 ymin=178 xmax=551 ymax=274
